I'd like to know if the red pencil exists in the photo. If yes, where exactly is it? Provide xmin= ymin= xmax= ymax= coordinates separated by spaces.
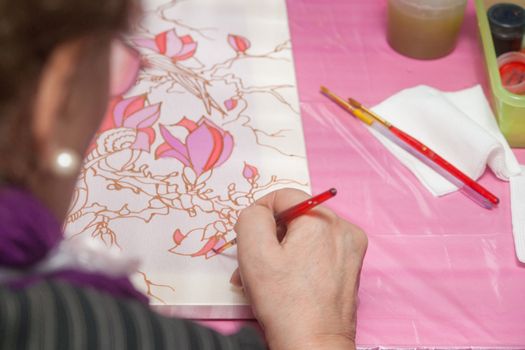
xmin=213 ymin=188 xmax=338 ymax=254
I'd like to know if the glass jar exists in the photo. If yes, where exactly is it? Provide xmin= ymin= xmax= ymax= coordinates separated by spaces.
xmin=387 ymin=0 xmax=468 ymax=60
xmin=487 ymin=3 xmax=525 ymax=56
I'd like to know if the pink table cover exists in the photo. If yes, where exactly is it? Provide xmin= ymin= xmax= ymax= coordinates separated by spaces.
xmin=202 ymin=0 xmax=525 ymax=348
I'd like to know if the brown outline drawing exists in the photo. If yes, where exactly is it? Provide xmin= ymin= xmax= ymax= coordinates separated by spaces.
xmin=65 ymin=0 xmax=309 ymax=303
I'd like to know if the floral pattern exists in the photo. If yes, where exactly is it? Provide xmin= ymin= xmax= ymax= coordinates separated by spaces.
xmin=242 ymin=162 xmax=259 ymax=183
xmin=169 ymin=223 xmax=227 ymax=259
xmin=98 ymin=94 xmax=161 ymax=152
xmin=65 ymin=1 xmax=309 ymax=304
xmin=155 ymin=117 xmax=234 ymax=177
xmin=224 ymin=97 xmax=238 ymax=111
xmin=228 ymin=34 xmax=251 ymax=54
xmin=133 ymin=29 xmax=197 ymax=62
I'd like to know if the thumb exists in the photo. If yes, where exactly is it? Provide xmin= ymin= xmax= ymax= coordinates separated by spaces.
xmin=235 ymin=204 xmax=280 ymax=260
xmin=229 ymin=268 xmax=242 ymax=287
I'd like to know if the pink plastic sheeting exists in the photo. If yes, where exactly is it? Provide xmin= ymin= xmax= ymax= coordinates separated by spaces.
xmin=203 ymin=0 xmax=525 ymax=348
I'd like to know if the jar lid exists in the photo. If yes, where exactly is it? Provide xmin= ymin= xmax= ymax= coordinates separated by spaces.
xmin=488 ymin=3 xmax=525 ymax=37
xmin=498 ymin=51 xmax=525 ymax=94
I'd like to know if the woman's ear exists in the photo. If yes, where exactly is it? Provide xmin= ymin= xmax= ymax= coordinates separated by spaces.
xmin=32 ymin=39 xmax=86 ymax=153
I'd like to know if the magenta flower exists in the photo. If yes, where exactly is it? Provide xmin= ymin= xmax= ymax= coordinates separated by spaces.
xmin=224 ymin=97 xmax=238 ymax=111
xmin=227 ymin=34 xmax=250 ymax=54
xmin=98 ymin=94 xmax=161 ymax=152
xmin=155 ymin=117 xmax=234 ymax=176
xmin=133 ymin=29 xmax=197 ymax=62
xmin=242 ymin=162 xmax=259 ymax=182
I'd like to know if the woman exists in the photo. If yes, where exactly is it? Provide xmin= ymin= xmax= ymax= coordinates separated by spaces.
xmin=0 ymin=0 xmax=368 ymax=349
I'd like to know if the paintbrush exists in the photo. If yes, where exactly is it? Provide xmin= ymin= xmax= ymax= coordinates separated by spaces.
xmin=320 ymin=86 xmax=499 ymax=209
xmin=213 ymin=188 xmax=338 ymax=254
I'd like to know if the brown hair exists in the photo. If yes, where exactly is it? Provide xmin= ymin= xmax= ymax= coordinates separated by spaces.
xmin=0 ymin=0 xmax=133 ymax=185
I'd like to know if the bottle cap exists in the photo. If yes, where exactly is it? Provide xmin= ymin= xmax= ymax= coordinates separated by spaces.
xmin=498 ymin=51 xmax=525 ymax=94
xmin=488 ymin=3 xmax=525 ymax=39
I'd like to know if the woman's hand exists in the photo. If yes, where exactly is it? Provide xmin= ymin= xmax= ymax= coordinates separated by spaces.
xmin=232 ymin=188 xmax=368 ymax=350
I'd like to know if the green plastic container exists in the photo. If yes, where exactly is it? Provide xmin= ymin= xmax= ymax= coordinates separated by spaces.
xmin=475 ymin=0 xmax=525 ymax=147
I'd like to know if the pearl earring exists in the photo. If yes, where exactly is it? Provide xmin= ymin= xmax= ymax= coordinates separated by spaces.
xmin=51 ymin=148 xmax=81 ymax=177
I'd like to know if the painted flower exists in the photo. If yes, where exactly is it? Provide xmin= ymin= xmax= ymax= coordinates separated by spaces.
xmin=98 ymin=94 xmax=161 ymax=152
xmin=242 ymin=162 xmax=259 ymax=182
xmin=133 ymin=29 xmax=197 ymax=62
xmin=224 ymin=97 xmax=238 ymax=111
xmin=169 ymin=222 xmax=228 ymax=258
xmin=155 ymin=117 xmax=234 ymax=177
xmin=227 ymin=34 xmax=250 ymax=54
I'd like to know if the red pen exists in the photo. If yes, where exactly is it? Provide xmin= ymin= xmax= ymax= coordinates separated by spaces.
xmin=213 ymin=188 xmax=338 ymax=254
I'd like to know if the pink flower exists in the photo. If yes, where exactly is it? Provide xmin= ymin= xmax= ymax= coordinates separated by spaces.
xmin=155 ymin=117 xmax=234 ymax=176
xmin=242 ymin=162 xmax=259 ymax=182
xmin=228 ymin=34 xmax=250 ymax=54
xmin=169 ymin=224 xmax=228 ymax=258
xmin=224 ymin=97 xmax=238 ymax=111
xmin=98 ymin=94 xmax=161 ymax=152
xmin=172 ymin=229 xmax=185 ymax=245
xmin=133 ymin=29 xmax=197 ymax=62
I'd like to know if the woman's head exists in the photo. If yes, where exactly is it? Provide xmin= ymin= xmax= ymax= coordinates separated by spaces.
xmin=0 ymin=0 xmax=135 ymax=219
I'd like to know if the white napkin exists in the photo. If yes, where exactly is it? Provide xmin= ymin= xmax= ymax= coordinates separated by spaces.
xmin=511 ymin=166 xmax=525 ymax=263
xmin=369 ymin=85 xmax=521 ymax=196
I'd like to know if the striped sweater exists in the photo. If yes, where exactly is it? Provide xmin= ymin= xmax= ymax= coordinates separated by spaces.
xmin=0 ymin=279 xmax=265 ymax=350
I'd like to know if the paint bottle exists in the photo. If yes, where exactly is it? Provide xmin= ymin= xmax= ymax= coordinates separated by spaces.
xmin=387 ymin=0 xmax=467 ymax=60
xmin=487 ymin=3 xmax=525 ymax=57
xmin=498 ymin=51 xmax=525 ymax=94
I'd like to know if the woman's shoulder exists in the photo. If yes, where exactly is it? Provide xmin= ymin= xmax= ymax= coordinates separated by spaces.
xmin=0 ymin=279 xmax=265 ymax=350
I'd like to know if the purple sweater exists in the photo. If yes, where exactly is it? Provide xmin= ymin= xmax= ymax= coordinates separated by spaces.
xmin=0 ymin=186 xmax=147 ymax=303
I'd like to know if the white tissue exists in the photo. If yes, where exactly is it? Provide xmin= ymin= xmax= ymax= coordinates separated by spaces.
xmin=370 ymin=85 xmax=521 ymax=196
xmin=511 ymin=166 xmax=525 ymax=263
